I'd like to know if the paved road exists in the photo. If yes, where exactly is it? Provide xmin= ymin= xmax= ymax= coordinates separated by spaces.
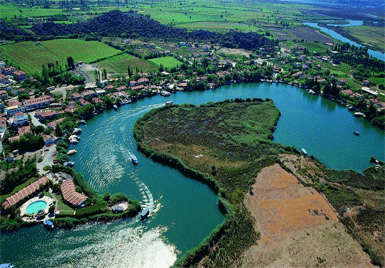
xmin=29 ymin=111 xmax=47 ymax=128
xmin=36 ymin=144 xmax=56 ymax=175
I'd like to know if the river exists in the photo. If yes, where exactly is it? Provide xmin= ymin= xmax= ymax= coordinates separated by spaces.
xmin=1 ymin=83 xmax=384 ymax=267
xmin=303 ymin=21 xmax=385 ymax=61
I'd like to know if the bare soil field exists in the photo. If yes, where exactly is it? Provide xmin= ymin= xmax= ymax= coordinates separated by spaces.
xmin=288 ymin=26 xmax=334 ymax=43
xmin=266 ymin=26 xmax=295 ymax=41
xmin=241 ymin=163 xmax=373 ymax=267
xmin=216 ymin=47 xmax=252 ymax=57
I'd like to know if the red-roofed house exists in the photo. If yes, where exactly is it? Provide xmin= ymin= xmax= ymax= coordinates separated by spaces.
xmin=35 ymin=110 xmax=58 ymax=122
xmin=23 ymin=95 xmax=51 ymax=111
xmin=18 ymin=125 xmax=31 ymax=136
xmin=61 ymin=179 xmax=88 ymax=207
xmin=2 ymin=177 xmax=49 ymax=209
xmin=12 ymin=71 xmax=26 ymax=81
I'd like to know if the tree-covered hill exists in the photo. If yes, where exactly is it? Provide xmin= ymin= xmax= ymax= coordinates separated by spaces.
xmin=31 ymin=10 xmax=274 ymax=50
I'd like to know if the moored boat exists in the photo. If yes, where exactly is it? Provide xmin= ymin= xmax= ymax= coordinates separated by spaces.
xmin=301 ymin=148 xmax=308 ymax=156
xmin=44 ymin=220 xmax=54 ymax=229
xmin=140 ymin=207 xmax=149 ymax=220
xmin=64 ymin=161 xmax=75 ymax=167
xmin=354 ymin=112 xmax=365 ymax=117
xmin=113 ymin=104 xmax=118 ymax=110
xmin=67 ymin=149 xmax=77 ymax=155
xmin=165 ymin=101 xmax=173 ymax=105
xmin=353 ymin=131 xmax=360 ymax=136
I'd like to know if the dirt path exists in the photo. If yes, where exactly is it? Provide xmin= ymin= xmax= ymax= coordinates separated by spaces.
xmin=241 ymin=163 xmax=374 ymax=267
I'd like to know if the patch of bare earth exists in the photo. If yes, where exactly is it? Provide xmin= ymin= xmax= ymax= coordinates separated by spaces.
xmin=241 ymin=163 xmax=373 ymax=267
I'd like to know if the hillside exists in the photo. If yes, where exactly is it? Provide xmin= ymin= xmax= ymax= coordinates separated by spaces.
xmin=31 ymin=10 xmax=274 ymax=51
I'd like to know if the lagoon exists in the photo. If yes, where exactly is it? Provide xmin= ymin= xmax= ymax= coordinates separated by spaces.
xmin=1 ymin=83 xmax=384 ymax=267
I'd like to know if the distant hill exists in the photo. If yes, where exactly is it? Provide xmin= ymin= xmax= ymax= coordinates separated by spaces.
xmin=31 ymin=10 xmax=274 ymax=51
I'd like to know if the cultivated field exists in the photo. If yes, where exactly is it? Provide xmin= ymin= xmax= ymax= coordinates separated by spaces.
xmin=0 ymin=39 xmax=121 ymax=74
xmin=95 ymin=53 xmax=159 ymax=75
xmin=242 ymin=163 xmax=374 ymax=267
xmin=148 ymin=56 xmax=183 ymax=69
xmin=288 ymin=26 xmax=334 ymax=43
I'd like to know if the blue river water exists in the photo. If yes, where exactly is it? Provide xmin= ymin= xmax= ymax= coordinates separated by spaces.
xmin=1 ymin=82 xmax=384 ymax=267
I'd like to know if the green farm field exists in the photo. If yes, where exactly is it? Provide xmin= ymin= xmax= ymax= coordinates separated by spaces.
xmin=96 ymin=53 xmax=159 ymax=74
xmin=344 ymin=26 xmax=385 ymax=53
xmin=0 ymin=39 xmax=121 ymax=74
xmin=148 ymin=57 xmax=183 ymax=69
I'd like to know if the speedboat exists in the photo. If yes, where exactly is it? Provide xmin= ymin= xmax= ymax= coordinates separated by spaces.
xmin=131 ymin=155 xmax=138 ymax=164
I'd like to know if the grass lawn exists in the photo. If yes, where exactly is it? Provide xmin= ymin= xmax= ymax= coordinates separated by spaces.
xmin=55 ymin=194 xmax=75 ymax=215
xmin=148 ymin=56 xmax=183 ymax=69
xmin=1 ymin=39 xmax=122 ymax=74
xmin=96 ymin=53 xmax=158 ymax=74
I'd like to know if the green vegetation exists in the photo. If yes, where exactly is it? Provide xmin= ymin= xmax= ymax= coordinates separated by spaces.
xmin=96 ymin=53 xmax=158 ymax=75
xmin=0 ymin=157 xmax=38 ymax=196
xmin=148 ymin=57 xmax=183 ymax=70
xmin=135 ymin=99 xmax=295 ymax=266
xmin=1 ymin=39 xmax=121 ymax=74
xmin=340 ymin=26 xmax=385 ymax=53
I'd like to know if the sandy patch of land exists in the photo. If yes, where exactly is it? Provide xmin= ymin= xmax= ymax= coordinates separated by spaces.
xmin=241 ymin=163 xmax=373 ymax=267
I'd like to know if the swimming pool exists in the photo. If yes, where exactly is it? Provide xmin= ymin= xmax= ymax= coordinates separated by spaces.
xmin=26 ymin=201 xmax=47 ymax=215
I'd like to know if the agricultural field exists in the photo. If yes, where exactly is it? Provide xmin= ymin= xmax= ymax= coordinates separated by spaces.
xmin=288 ymin=26 xmax=334 ymax=43
xmin=148 ymin=57 xmax=183 ymax=69
xmin=344 ymin=26 xmax=385 ymax=53
xmin=0 ymin=39 xmax=121 ymax=74
xmin=95 ymin=53 xmax=159 ymax=75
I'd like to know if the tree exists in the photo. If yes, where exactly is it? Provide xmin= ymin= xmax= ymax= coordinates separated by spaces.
xmin=67 ymin=56 xmax=75 ymax=70
xmin=54 ymin=124 xmax=63 ymax=137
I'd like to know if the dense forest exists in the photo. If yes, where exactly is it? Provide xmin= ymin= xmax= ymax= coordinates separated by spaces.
xmin=30 ymin=10 xmax=275 ymax=50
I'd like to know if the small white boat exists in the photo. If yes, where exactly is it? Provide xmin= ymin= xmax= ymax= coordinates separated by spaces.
xmin=301 ymin=148 xmax=308 ymax=156
xmin=67 ymin=149 xmax=77 ymax=155
xmin=353 ymin=131 xmax=360 ymax=136
xmin=165 ymin=101 xmax=173 ymax=105
xmin=69 ymin=138 xmax=78 ymax=144
xmin=131 ymin=155 xmax=138 ymax=164
xmin=354 ymin=112 xmax=365 ymax=117
xmin=73 ymin=128 xmax=82 ymax=134
xmin=113 ymin=104 xmax=118 ymax=110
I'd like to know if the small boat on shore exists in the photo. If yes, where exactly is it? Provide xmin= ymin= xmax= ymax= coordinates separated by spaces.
xmin=44 ymin=220 xmax=54 ymax=229
xmin=73 ymin=128 xmax=82 ymax=135
xmin=80 ymin=120 xmax=86 ymax=124
xmin=67 ymin=149 xmax=77 ymax=155
xmin=165 ymin=101 xmax=173 ymax=105
xmin=140 ymin=207 xmax=150 ymax=220
xmin=131 ymin=155 xmax=138 ymax=165
xmin=301 ymin=148 xmax=308 ymax=156
xmin=64 ymin=161 xmax=75 ymax=167
xmin=353 ymin=131 xmax=360 ymax=136
xmin=354 ymin=112 xmax=365 ymax=117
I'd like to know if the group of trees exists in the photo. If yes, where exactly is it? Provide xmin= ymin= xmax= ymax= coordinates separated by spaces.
xmin=30 ymin=10 xmax=274 ymax=51
xmin=0 ymin=157 xmax=38 ymax=195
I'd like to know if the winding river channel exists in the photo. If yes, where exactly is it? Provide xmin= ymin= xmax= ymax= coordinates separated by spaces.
xmin=1 ymin=83 xmax=384 ymax=267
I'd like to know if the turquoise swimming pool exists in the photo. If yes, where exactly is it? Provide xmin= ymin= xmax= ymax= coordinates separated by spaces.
xmin=26 ymin=201 xmax=47 ymax=215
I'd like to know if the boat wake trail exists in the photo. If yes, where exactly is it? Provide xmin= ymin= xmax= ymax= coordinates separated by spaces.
xmin=119 ymin=145 xmax=154 ymax=214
